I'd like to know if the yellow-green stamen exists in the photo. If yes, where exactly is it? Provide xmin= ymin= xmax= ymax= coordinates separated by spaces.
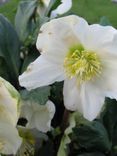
xmin=64 ymin=45 xmax=102 ymax=84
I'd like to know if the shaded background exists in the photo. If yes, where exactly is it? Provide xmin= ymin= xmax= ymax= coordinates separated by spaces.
xmin=0 ymin=0 xmax=117 ymax=27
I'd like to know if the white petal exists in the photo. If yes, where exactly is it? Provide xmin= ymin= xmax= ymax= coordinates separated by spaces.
xmin=19 ymin=55 xmax=65 ymax=90
xmin=63 ymin=78 xmax=83 ymax=112
xmin=0 ymin=122 xmax=22 ymax=155
xmin=36 ymin=15 xmax=87 ymax=64
xmin=50 ymin=0 xmax=72 ymax=18
xmin=100 ymin=55 xmax=117 ymax=99
xmin=0 ymin=79 xmax=19 ymax=126
xmin=20 ymin=101 xmax=33 ymax=121
xmin=74 ymin=23 xmax=117 ymax=53
xmin=63 ymin=78 xmax=105 ymax=121
xmin=26 ymin=100 xmax=55 ymax=132
xmin=101 ymin=33 xmax=117 ymax=55
xmin=80 ymin=82 xmax=105 ymax=121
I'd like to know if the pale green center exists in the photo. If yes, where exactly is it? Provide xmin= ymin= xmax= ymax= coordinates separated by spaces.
xmin=64 ymin=45 xmax=102 ymax=84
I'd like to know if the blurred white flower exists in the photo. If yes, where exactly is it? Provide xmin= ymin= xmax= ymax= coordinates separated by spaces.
xmin=112 ymin=0 xmax=117 ymax=3
xmin=38 ymin=0 xmax=72 ymax=17
xmin=0 ymin=77 xmax=22 ymax=154
xmin=51 ymin=0 xmax=72 ymax=18
xmin=0 ymin=122 xmax=22 ymax=155
xmin=19 ymin=15 xmax=117 ymax=121
xmin=20 ymin=100 xmax=55 ymax=132
xmin=0 ymin=77 xmax=20 ymax=126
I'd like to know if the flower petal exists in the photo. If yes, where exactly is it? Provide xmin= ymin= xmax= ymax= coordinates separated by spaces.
xmin=36 ymin=15 xmax=88 ymax=64
xmin=24 ymin=100 xmax=55 ymax=132
xmin=100 ymin=54 xmax=117 ymax=99
xmin=32 ymin=100 xmax=55 ymax=132
xmin=19 ymin=55 xmax=65 ymax=90
xmin=74 ymin=23 xmax=117 ymax=53
xmin=63 ymin=78 xmax=83 ymax=112
xmin=80 ymin=82 xmax=105 ymax=121
xmin=20 ymin=101 xmax=33 ymax=122
xmin=0 ymin=122 xmax=22 ymax=155
xmin=50 ymin=0 xmax=72 ymax=18
xmin=63 ymin=79 xmax=105 ymax=121
xmin=0 ymin=78 xmax=19 ymax=126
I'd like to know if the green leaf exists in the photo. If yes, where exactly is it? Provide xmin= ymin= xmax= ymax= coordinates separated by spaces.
xmin=73 ymin=120 xmax=111 ymax=152
xmin=78 ymin=152 xmax=105 ymax=156
xmin=0 ymin=0 xmax=20 ymax=23
xmin=15 ymin=0 xmax=37 ymax=42
xmin=21 ymin=86 xmax=51 ymax=105
xmin=0 ymin=57 xmax=10 ymax=81
xmin=101 ymin=98 xmax=117 ymax=144
xmin=57 ymin=113 xmax=76 ymax=156
xmin=21 ymin=48 xmax=39 ymax=73
xmin=0 ymin=14 xmax=20 ymax=86
xmin=100 ymin=16 xmax=111 ymax=26
xmin=50 ymin=82 xmax=64 ymax=127
xmin=37 ymin=140 xmax=54 ymax=156
xmin=45 ymin=0 xmax=61 ymax=17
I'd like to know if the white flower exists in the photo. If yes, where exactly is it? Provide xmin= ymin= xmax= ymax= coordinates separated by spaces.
xmin=0 ymin=77 xmax=20 ymax=126
xmin=0 ymin=122 xmax=22 ymax=155
xmin=0 ymin=77 xmax=22 ymax=154
xmin=38 ymin=0 xmax=72 ymax=17
xmin=20 ymin=100 xmax=55 ymax=132
xmin=19 ymin=15 xmax=117 ymax=121
xmin=50 ymin=0 xmax=72 ymax=18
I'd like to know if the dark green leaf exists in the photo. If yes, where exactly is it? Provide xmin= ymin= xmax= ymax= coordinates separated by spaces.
xmin=21 ymin=86 xmax=51 ymax=105
xmin=73 ymin=120 xmax=111 ymax=152
xmin=21 ymin=49 xmax=39 ymax=73
xmin=37 ymin=140 xmax=55 ymax=156
xmin=0 ymin=14 xmax=20 ymax=85
xmin=15 ymin=0 xmax=37 ymax=42
xmin=78 ymin=152 xmax=105 ymax=156
xmin=50 ymin=82 xmax=64 ymax=127
xmin=101 ymin=98 xmax=117 ymax=147
xmin=45 ymin=0 xmax=61 ymax=17
xmin=0 ymin=57 xmax=10 ymax=81
xmin=101 ymin=98 xmax=117 ymax=139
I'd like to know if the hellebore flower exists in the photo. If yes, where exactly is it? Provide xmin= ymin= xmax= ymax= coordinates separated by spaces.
xmin=50 ymin=0 xmax=72 ymax=18
xmin=20 ymin=100 xmax=55 ymax=132
xmin=0 ymin=122 xmax=22 ymax=155
xmin=0 ymin=77 xmax=20 ymax=126
xmin=19 ymin=15 xmax=117 ymax=121
xmin=38 ymin=0 xmax=72 ymax=18
xmin=0 ymin=77 xmax=22 ymax=154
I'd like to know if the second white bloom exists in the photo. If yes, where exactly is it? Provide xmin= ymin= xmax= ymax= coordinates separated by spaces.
xmin=20 ymin=100 xmax=55 ymax=133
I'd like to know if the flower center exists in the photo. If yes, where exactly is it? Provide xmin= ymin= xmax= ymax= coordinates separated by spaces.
xmin=64 ymin=45 xmax=102 ymax=84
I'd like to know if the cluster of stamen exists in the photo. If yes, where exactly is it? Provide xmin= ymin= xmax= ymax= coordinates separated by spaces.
xmin=64 ymin=45 xmax=102 ymax=84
